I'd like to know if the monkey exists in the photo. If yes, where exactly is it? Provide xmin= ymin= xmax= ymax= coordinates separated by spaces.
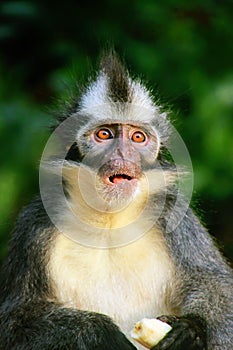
xmin=0 ymin=51 xmax=232 ymax=350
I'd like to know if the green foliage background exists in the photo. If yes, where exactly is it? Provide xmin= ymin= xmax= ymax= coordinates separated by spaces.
xmin=0 ymin=0 xmax=232 ymax=262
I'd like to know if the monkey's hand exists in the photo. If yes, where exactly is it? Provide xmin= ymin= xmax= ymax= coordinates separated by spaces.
xmin=151 ymin=314 xmax=207 ymax=350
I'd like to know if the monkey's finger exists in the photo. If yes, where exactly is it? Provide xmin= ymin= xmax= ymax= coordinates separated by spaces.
xmin=156 ymin=315 xmax=178 ymax=326
xmin=152 ymin=315 xmax=206 ymax=350
xmin=151 ymin=326 xmax=184 ymax=350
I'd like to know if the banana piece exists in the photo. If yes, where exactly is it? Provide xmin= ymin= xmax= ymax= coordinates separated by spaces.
xmin=130 ymin=318 xmax=172 ymax=348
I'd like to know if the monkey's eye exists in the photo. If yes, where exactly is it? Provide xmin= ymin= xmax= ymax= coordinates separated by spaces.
xmin=95 ymin=128 xmax=113 ymax=141
xmin=131 ymin=131 xmax=147 ymax=143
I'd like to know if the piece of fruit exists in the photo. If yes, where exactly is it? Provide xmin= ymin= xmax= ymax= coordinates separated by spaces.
xmin=130 ymin=318 xmax=172 ymax=348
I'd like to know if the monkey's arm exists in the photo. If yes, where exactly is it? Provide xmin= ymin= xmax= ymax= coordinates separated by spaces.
xmin=0 ymin=198 xmax=136 ymax=350
xmin=154 ymin=207 xmax=233 ymax=350
xmin=0 ymin=302 xmax=136 ymax=350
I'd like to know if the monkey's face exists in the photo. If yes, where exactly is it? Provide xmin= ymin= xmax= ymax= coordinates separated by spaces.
xmin=40 ymin=54 xmax=192 ymax=245
xmin=72 ymin=122 xmax=160 ymax=211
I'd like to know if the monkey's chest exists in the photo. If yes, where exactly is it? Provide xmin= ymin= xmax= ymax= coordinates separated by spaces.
xmin=48 ymin=232 xmax=174 ymax=334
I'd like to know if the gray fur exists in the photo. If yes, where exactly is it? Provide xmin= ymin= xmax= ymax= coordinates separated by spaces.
xmin=0 ymin=52 xmax=232 ymax=350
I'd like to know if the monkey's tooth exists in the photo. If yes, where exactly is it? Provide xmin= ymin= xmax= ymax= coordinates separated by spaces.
xmin=130 ymin=318 xmax=172 ymax=348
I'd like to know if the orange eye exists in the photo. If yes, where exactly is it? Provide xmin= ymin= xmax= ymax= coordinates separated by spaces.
xmin=95 ymin=128 xmax=113 ymax=140
xmin=131 ymin=131 xmax=146 ymax=143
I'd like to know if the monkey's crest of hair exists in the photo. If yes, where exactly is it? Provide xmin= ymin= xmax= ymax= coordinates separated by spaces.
xmin=54 ymin=51 xmax=171 ymax=150
xmin=52 ymin=51 xmax=172 ymax=149
xmin=79 ymin=51 xmax=160 ymax=115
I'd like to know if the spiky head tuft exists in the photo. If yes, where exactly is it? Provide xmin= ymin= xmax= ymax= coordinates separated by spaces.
xmin=99 ymin=50 xmax=131 ymax=103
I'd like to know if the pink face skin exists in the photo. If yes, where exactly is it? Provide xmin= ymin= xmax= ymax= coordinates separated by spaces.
xmin=81 ymin=122 xmax=160 ymax=208
xmin=90 ymin=123 xmax=151 ymax=186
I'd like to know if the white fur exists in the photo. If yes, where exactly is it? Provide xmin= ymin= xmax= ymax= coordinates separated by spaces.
xmin=78 ymin=73 xmax=162 ymax=124
xmin=48 ymin=229 xmax=175 ymax=337
xmin=80 ymin=74 xmax=109 ymax=111
xmin=47 ymin=164 xmax=177 ymax=341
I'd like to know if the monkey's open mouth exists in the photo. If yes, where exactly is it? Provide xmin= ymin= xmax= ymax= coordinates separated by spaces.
xmin=109 ymin=174 xmax=133 ymax=184
xmin=99 ymin=159 xmax=141 ymax=186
